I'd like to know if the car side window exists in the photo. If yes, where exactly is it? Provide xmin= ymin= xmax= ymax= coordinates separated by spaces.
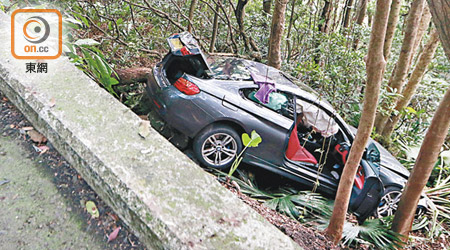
xmin=242 ymin=88 xmax=291 ymax=118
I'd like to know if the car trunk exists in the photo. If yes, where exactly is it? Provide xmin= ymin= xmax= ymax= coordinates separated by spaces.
xmin=163 ymin=54 xmax=209 ymax=84
xmin=163 ymin=32 xmax=210 ymax=84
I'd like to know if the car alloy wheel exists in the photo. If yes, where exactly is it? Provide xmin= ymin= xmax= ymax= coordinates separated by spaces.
xmin=377 ymin=187 xmax=402 ymax=217
xmin=201 ymin=133 xmax=237 ymax=167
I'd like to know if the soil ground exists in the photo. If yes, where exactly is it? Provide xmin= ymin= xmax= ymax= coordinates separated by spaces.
xmin=0 ymin=92 xmax=145 ymax=250
xmin=0 ymin=135 xmax=107 ymax=249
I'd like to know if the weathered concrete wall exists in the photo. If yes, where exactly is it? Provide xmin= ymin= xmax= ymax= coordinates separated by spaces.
xmin=0 ymin=13 xmax=300 ymax=249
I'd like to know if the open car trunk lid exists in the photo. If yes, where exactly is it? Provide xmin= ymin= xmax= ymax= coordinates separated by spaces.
xmin=167 ymin=32 xmax=210 ymax=71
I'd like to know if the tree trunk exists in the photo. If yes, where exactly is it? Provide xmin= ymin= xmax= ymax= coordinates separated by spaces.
xmin=392 ymin=85 xmax=450 ymax=242
xmin=355 ymin=0 xmax=369 ymax=26
xmin=383 ymin=0 xmax=403 ymax=60
xmin=374 ymin=0 xmax=426 ymax=135
xmin=427 ymin=0 xmax=450 ymax=61
xmin=114 ymin=67 xmax=152 ymax=84
xmin=286 ymin=0 xmax=296 ymax=63
xmin=235 ymin=0 xmax=253 ymax=51
xmin=330 ymin=0 xmax=340 ymax=32
xmin=218 ymin=0 xmax=238 ymax=53
xmin=324 ymin=0 xmax=391 ymax=244
xmin=263 ymin=0 xmax=272 ymax=14
xmin=319 ymin=0 xmax=333 ymax=33
xmin=379 ymin=4 xmax=432 ymax=137
xmin=382 ymin=30 xmax=440 ymax=138
xmin=410 ymin=5 xmax=432 ymax=63
xmin=267 ymin=0 xmax=289 ymax=69
xmin=210 ymin=1 xmax=220 ymax=53
xmin=187 ymin=0 xmax=198 ymax=33
xmin=342 ymin=0 xmax=355 ymax=30
xmin=352 ymin=0 xmax=369 ymax=48
xmin=368 ymin=10 xmax=373 ymax=26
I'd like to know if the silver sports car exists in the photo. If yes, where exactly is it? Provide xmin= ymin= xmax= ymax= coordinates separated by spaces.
xmin=146 ymin=32 xmax=429 ymax=223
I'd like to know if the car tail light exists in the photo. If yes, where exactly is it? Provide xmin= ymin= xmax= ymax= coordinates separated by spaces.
xmin=174 ymin=77 xmax=200 ymax=95
xmin=180 ymin=46 xmax=192 ymax=56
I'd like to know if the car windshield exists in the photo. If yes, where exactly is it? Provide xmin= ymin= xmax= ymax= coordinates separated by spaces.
xmin=206 ymin=57 xmax=251 ymax=80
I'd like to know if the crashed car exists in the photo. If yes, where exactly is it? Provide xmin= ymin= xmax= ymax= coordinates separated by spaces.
xmin=146 ymin=32 xmax=429 ymax=222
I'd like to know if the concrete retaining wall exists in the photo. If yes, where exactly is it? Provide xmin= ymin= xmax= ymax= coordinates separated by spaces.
xmin=0 ymin=12 xmax=300 ymax=249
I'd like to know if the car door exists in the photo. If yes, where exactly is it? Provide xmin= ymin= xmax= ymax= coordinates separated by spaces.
xmin=280 ymin=95 xmax=341 ymax=194
xmin=287 ymin=95 xmax=384 ymax=222
xmin=237 ymin=88 xmax=293 ymax=168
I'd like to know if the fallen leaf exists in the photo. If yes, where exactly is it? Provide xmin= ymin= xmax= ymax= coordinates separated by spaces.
xmin=217 ymin=217 xmax=241 ymax=227
xmin=138 ymin=120 xmax=151 ymax=138
xmin=231 ymin=180 xmax=241 ymax=193
xmin=140 ymin=147 xmax=154 ymax=154
xmin=107 ymin=212 xmax=119 ymax=222
xmin=138 ymin=115 xmax=149 ymax=121
xmin=48 ymin=98 xmax=56 ymax=108
xmin=27 ymin=130 xmax=47 ymax=144
xmin=37 ymin=145 xmax=50 ymax=154
xmin=0 ymin=179 xmax=10 ymax=186
xmin=32 ymin=145 xmax=42 ymax=153
xmin=9 ymin=124 xmax=14 ymax=128
xmin=107 ymin=226 xmax=121 ymax=242
xmin=86 ymin=201 xmax=100 ymax=218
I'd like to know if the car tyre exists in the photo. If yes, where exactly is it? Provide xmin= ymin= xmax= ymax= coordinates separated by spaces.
xmin=376 ymin=186 xmax=403 ymax=217
xmin=193 ymin=124 xmax=242 ymax=170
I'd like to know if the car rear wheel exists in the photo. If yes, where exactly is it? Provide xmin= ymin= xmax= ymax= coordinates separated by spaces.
xmin=193 ymin=124 xmax=242 ymax=170
xmin=377 ymin=186 xmax=402 ymax=217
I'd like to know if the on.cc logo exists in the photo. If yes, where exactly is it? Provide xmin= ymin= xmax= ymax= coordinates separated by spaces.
xmin=11 ymin=9 xmax=62 ymax=60
xmin=23 ymin=16 xmax=50 ymax=44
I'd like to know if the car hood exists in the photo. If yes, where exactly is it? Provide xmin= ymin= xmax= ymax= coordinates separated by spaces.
xmin=348 ymin=126 xmax=410 ymax=179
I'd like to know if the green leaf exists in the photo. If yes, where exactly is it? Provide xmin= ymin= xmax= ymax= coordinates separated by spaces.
xmin=86 ymin=201 xmax=99 ymax=218
xmin=405 ymin=107 xmax=416 ymax=114
xmin=94 ymin=54 xmax=109 ymax=77
xmin=242 ymin=130 xmax=262 ymax=148
xmin=64 ymin=17 xmax=83 ymax=29
xmin=74 ymin=38 xmax=100 ymax=47
xmin=62 ymin=44 xmax=72 ymax=54
xmin=242 ymin=133 xmax=251 ymax=146
xmin=265 ymin=196 xmax=300 ymax=219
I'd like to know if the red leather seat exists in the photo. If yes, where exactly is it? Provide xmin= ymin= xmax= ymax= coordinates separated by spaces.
xmin=285 ymin=123 xmax=318 ymax=165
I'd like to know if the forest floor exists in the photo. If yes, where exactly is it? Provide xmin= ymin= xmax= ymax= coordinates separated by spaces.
xmin=220 ymin=181 xmax=340 ymax=250
xmin=0 ymin=92 xmax=146 ymax=250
